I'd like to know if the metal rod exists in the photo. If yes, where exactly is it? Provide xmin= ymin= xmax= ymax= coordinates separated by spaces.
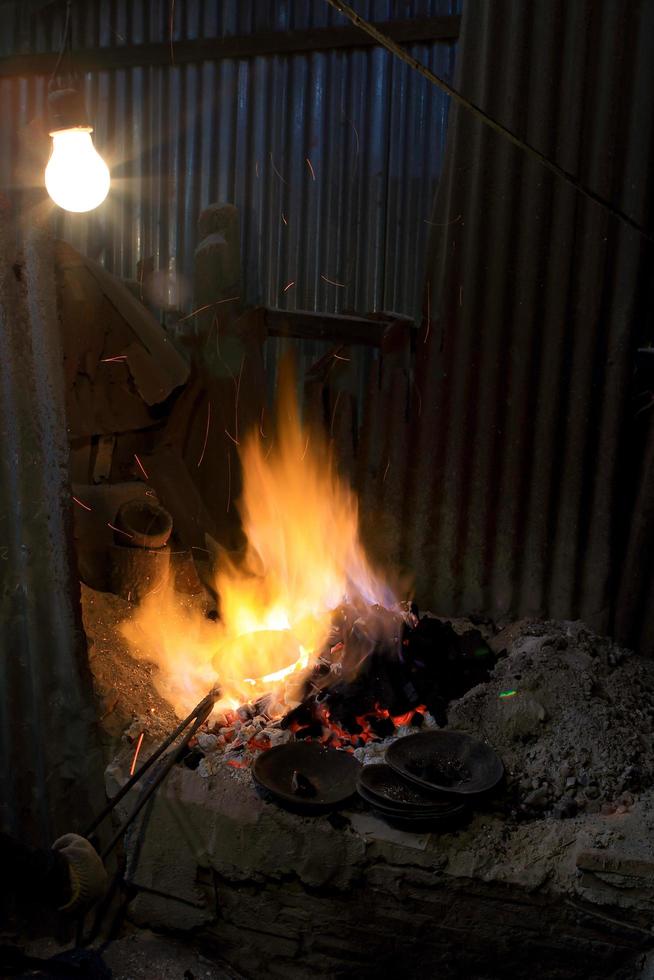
xmin=84 ymin=686 xmax=219 ymax=838
xmin=324 ymin=0 xmax=653 ymax=244
xmin=98 ymin=703 xmax=213 ymax=860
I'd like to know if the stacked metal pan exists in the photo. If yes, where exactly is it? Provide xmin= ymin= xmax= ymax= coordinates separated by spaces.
xmin=357 ymin=730 xmax=503 ymax=828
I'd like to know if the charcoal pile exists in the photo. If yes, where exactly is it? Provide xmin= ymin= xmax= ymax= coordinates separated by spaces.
xmin=283 ymin=604 xmax=495 ymax=738
xmin=447 ymin=619 xmax=654 ymax=819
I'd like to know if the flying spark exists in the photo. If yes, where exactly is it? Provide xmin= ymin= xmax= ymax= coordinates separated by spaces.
xmin=305 ymin=157 xmax=316 ymax=181
xmin=234 ymin=354 xmax=245 ymax=443
xmin=129 ymin=731 xmax=145 ymax=776
xmin=197 ymin=401 xmax=211 ymax=468
xmin=269 ymin=152 xmax=288 ymax=185
xmin=412 ymin=377 xmax=422 ymax=418
xmin=108 ymin=522 xmax=133 ymax=540
xmin=178 ymin=297 xmax=240 ymax=322
xmin=321 ymin=273 xmax=346 ymax=288
xmin=424 ymin=213 xmax=463 ymax=227
xmin=282 ymin=280 xmax=295 ymax=292
xmin=134 ymin=454 xmax=149 ymax=480
xmin=72 ymin=496 xmax=92 ymax=511
xmin=330 ymin=390 xmax=342 ymax=436
xmin=169 ymin=0 xmax=176 ymax=65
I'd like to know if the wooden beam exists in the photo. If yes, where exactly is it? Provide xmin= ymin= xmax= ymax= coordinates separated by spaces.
xmin=0 ymin=16 xmax=460 ymax=78
xmin=264 ymin=308 xmax=414 ymax=348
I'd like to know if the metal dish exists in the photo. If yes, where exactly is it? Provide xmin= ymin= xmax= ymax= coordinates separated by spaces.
xmin=385 ymin=730 xmax=503 ymax=797
xmin=253 ymin=741 xmax=360 ymax=812
xmin=356 ymin=782 xmax=465 ymax=822
xmin=357 ymin=764 xmax=454 ymax=812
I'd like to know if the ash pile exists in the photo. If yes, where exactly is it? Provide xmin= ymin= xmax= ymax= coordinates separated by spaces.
xmin=183 ymin=604 xmax=496 ymax=778
xmin=448 ymin=619 xmax=654 ymax=819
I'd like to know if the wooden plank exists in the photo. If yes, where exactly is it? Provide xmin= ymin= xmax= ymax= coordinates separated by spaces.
xmin=264 ymin=307 xmax=414 ymax=348
xmin=0 ymin=16 xmax=460 ymax=78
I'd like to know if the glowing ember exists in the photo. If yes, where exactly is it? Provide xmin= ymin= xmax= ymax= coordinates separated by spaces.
xmin=120 ymin=363 xmax=395 ymax=717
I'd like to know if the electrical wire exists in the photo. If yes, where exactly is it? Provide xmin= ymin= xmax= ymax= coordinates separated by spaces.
xmin=48 ymin=0 xmax=74 ymax=91
xmin=324 ymin=0 xmax=653 ymax=244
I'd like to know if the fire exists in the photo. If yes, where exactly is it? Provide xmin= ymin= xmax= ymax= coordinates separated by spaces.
xmin=120 ymin=365 xmax=395 ymax=717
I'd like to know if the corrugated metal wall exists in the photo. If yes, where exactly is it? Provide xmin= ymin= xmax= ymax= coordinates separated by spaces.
xmin=4 ymin=0 xmax=651 ymax=662
xmin=0 ymin=0 xmax=458 ymax=322
xmin=388 ymin=0 xmax=654 ymax=645
xmin=0 ymin=212 xmax=105 ymax=842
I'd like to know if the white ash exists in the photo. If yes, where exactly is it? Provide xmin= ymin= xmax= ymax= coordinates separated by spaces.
xmin=194 ymin=711 xmax=293 ymax=777
xmin=266 ymin=728 xmax=293 ymax=747
xmin=353 ymin=737 xmax=393 ymax=766
xmin=197 ymin=733 xmax=219 ymax=753
xmin=448 ymin=619 xmax=654 ymax=819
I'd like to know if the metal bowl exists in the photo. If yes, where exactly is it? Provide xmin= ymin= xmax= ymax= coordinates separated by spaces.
xmin=253 ymin=741 xmax=360 ymax=812
xmin=356 ymin=784 xmax=467 ymax=830
xmin=357 ymin=764 xmax=454 ymax=813
xmin=385 ymin=730 xmax=503 ymax=797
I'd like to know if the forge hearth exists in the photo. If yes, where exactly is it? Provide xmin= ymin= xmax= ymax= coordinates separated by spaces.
xmin=108 ymin=760 xmax=654 ymax=980
xmin=87 ymin=591 xmax=654 ymax=980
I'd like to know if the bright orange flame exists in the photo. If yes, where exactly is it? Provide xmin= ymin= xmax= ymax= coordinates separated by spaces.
xmin=120 ymin=366 xmax=395 ymax=716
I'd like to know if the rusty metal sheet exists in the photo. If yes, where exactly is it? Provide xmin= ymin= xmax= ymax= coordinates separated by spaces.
xmin=0 ymin=211 xmax=104 ymax=841
xmin=368 ymin=0 xmax=654 ymax=649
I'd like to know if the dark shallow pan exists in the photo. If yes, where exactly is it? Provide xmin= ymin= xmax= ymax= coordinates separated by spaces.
xmin=356 ymin=784 xmax=467 ymax=830
xmin=358 ymin=764 xmax=456 ymax=813
xmin=253 ymin=741 xmax=361 ymax=813
xmin=356 ymin=783 xmax=465 ymax=821
xmin=386 ymin=731 xmax=503 ymax=797
xmin=368 ymin=810 xmax=467 ymax=832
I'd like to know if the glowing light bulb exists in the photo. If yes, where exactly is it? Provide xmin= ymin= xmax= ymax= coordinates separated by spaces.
xmin=45 ymin=128 xmax=110 ymax=213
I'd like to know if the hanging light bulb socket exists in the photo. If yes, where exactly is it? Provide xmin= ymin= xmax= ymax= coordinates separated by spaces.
xmin=46 ymin=86 xmax=91 ymax=134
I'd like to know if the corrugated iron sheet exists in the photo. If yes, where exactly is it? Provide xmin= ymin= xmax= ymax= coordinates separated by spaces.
xmin=3 ymin=1 xmax=454 ymax=54
xmin=376 ymin=0 xmax=654 ymax=647
xmin=0 ymin=214 xmax=105 ymax=842
xmin=0 ymin=0 xmax=458 ymax=324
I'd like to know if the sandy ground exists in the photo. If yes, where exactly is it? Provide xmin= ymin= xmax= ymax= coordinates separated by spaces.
xmin=24 ymin=928 xmax=245 ymax=979
xmin=101 ymin=929 xmax=245 ymax=979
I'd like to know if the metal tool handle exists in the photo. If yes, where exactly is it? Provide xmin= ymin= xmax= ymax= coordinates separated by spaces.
xmin=84 ymin=686 xmax=220 ymax=846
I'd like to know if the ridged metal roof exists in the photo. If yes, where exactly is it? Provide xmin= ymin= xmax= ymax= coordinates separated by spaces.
xmin=371 ymin=0 xmax=654 ymax=648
